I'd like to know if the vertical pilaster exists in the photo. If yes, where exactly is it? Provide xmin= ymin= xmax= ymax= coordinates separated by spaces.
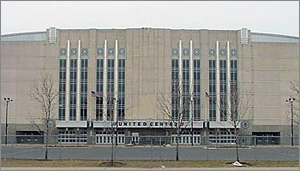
xmin=65 ymin=40 xmax=70 ymax=121
xmin=103 ymin=40 xmax=108 ymax=121
xmin=216 ymin=41 xmax=220 ymax=122
xmin=88 ymin=29 xmax=97 ymax=122
xmin=189 ymin=40 xmax=193 ymax=121
xmin=76 ymin=40 xmax=81 ymax=121
xmin=114 ymin=40 xmax=118 ymax=122
xmin=178 ymin=41 xmax=183 ymax=115
xmin=226 ymin=41 xmax=231 ymax=121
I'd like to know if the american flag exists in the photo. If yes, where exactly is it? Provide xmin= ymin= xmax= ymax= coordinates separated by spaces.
xmin=91 ymin=90 xmax=100 ymax=97
xmin=111 ymin=122 xmax=118 ymax=127
xmin=205 ymin=92 xmax=211 ymax=99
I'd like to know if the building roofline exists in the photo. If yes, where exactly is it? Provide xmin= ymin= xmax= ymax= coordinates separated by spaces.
xmin=1 ymin=28 xmax=299 ymax=40
xmin=1 ymin=31 xmax=46 ymax=37
xmin=252 ymin=32 xmax=299 ymax=40
xmin=55 ymin=27 xmax=238 ymax=31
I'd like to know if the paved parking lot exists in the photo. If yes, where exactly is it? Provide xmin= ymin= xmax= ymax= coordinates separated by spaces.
xmin=1 ymin=145 xmax=299 ymax=161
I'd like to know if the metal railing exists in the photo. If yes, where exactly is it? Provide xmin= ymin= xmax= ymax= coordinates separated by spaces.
xmin=1 ymin=135 xmax=298 ymax=161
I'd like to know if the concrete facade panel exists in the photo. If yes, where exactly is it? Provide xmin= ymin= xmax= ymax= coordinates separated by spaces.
xmin=1 ymin=28 xmax=299 ymax=139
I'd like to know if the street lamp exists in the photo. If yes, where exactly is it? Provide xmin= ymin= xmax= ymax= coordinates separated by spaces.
xmin=286 ymin=96 xmax=295 ymax=146
xmin=4 ymin=97 xmax=13 ymax=145
xmin=190 ymin=96 xmax=194 ymax=146
xmin=110 ymin=97 xmax=118 ymax=166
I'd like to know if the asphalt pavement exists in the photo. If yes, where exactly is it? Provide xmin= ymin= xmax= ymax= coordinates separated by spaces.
xmin=1 ymin=145 xmax=299 ymax=161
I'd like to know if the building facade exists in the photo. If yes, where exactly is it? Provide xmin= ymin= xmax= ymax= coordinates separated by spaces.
xmin=1 ymin=27 xmax=299 ymax=145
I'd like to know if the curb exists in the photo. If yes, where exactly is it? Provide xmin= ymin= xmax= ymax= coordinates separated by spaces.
xmin=1 ymin=167 xmax=299 ymax=170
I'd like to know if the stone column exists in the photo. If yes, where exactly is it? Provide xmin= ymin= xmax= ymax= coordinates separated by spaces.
xmin=226 ymin=41 xmax=231 ymax=121
xmin=65 ymin=40 xmax=70 ymax=121
xmin=103 ymin=40 xmax=108 ymax=121
xmin=189 ymin=40 xmax=194 ymax=121
xmin=114 ymin=40 xmax=119 ymax=122
xmin=216 ymin=41 xmax=220 ymax=122
xmin=178 ymin=40 xmax=183 ymax=117
xmin=76 ymin=40 xmax=81 ymax=121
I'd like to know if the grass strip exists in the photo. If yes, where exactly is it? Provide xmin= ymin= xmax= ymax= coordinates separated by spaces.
xmin=1 ymin=158 xmax=299 ymax=168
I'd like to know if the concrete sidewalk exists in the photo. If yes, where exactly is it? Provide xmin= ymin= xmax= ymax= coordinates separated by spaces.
xmin=2 ymin=167 xmax=299 ymax=170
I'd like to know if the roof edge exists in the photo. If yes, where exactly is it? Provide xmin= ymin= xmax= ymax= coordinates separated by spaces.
xmin=252 ymin=32 xmax=299 ymax=39
xmin=1 ymin=29 xmax=299 ymax=41
xmin=1 ymin=31 xmax=46 ymax=37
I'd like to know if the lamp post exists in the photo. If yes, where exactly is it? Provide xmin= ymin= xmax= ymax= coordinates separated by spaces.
xmin=190 ymin=97 xmax=194 ymax=146
xmin=113 ymin=97 xmax=119 ymax=147
xmin=110 ymin=97 xmax=117 ymax=166
xmin=205 ymin=92 xmax=211 ymax=141
xmin=115 ymin=115 xmax=119 ymax=146
xmin=4 ymin=97 xmax=13 ymax=145
xmin=286 ymin=96 xmax=295 ymax=146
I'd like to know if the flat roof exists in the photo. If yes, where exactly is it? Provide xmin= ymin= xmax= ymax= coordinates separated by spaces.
xmin=1 ymin=28 xmax=299 ymax=43
xmin=1 ymin=31 xmax=46 ymax=41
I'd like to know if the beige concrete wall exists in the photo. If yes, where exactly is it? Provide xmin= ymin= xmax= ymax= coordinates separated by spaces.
xmin=1 ymin=41 xmax=58 ymax=126
xmin=252 ymin=43 xmax=299 ymax=126
xmin=1 ymin=28 xmax=299 ymax=132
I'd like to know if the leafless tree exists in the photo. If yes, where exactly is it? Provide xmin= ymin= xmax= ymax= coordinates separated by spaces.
xmin=290 ymin=80 xmax=299 ymax=94
xmin=157 ymin=80 xmax=192 ymax=161
xmin=217 ymin=84 xmax=252 ymax=163
xmin=97 ymin=95 xmax=132 ymax=166
xmin=230 ymin=85 xmax=251 ymax=162
xmin=29 ymin=73 xmax=58 ymax=160
xmin=92 ymin=89 xmax=133 ymax=166
xmin=107 ymin=96 xmax=117 ymax=167
xmin=288 ymin=80 xmax=299 ymax=129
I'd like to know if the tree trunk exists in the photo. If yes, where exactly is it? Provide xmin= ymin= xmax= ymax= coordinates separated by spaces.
xmin=234 ymin=125 xmax=239 ymax=162
xmin=110 ymin=128 xmax=114 ymax=166
xmin=176 ymin=129 xmax=179 ymax=161
xmin=45 ymin=131 xmax=49 ymax=160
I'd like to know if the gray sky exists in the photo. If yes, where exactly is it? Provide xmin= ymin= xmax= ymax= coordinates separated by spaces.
xmin=1 ymin=1 xmax=299 ymax=37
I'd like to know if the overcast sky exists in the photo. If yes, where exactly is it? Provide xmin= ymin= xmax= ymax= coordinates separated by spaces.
xmin=1 ymin=1 xmax=299 ymax=37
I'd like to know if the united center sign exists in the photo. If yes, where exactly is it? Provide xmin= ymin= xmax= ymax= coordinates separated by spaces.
xmin=92 ymin=120 xmax=204 ymax=128
xmin=117 ymin=121 xmax=182 ymax=128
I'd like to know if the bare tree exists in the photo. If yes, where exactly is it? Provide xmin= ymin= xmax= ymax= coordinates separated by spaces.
xmin=95 ymin=94 xmax=132 ymax=166
xmin=288 ymin=81 xmax=299 ymax=128
xmin=290 ymin=80 xmax=299 ymax=94
xmin=107 ymin=96 xmax=117 ymax=167
xmin=216 ymin=84 xmax=252 ymax=164
xmin=157 ymin=79 xmax=192 ymax=161
xmin=29 ymin=73 xmax=58 ymax=160
xmin=229 ymin=85 xmax=251 ymax=163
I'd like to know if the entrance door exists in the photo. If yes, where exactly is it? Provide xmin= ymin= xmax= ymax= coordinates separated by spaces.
xmin=131 ymin=132 xmax=139 ymax=145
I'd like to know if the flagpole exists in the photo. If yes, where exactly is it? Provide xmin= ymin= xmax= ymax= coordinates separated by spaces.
xmin=205 ymin=92 xmax=210 ymax=143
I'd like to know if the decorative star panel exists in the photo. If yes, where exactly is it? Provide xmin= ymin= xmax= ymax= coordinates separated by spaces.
xmin=108 ymin=48 xmax=115 ymax=56
xmin=194 ymin=49 xmax=200 ymax=56
xmin=70 ymin=48 xmax=77 ymax=56
xmin=97 ymin=48 xmax=104 ymax=56
xmin=182 ymin=48 xmax=190 ymax=56
xmin=230 ymin=49 xmax=238 ymax=56
xmin=220 ymin=49 xmax=227 ymax=56
xmin=119 ymin=48 xmax=126 ymax=56
xmin=209 ymin=49 xmax=216 ymax=56
xmin=60 ymin=48 xmax=67 ymax=55
xmin=172 ymin=49 xmax=179 ymax=56
xmin=81 ymin=48 xmax=89 ymax=56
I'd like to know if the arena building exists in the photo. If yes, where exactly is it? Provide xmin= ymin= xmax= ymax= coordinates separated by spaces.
xmin=1 ymin=27 xmax=299 ymax=145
